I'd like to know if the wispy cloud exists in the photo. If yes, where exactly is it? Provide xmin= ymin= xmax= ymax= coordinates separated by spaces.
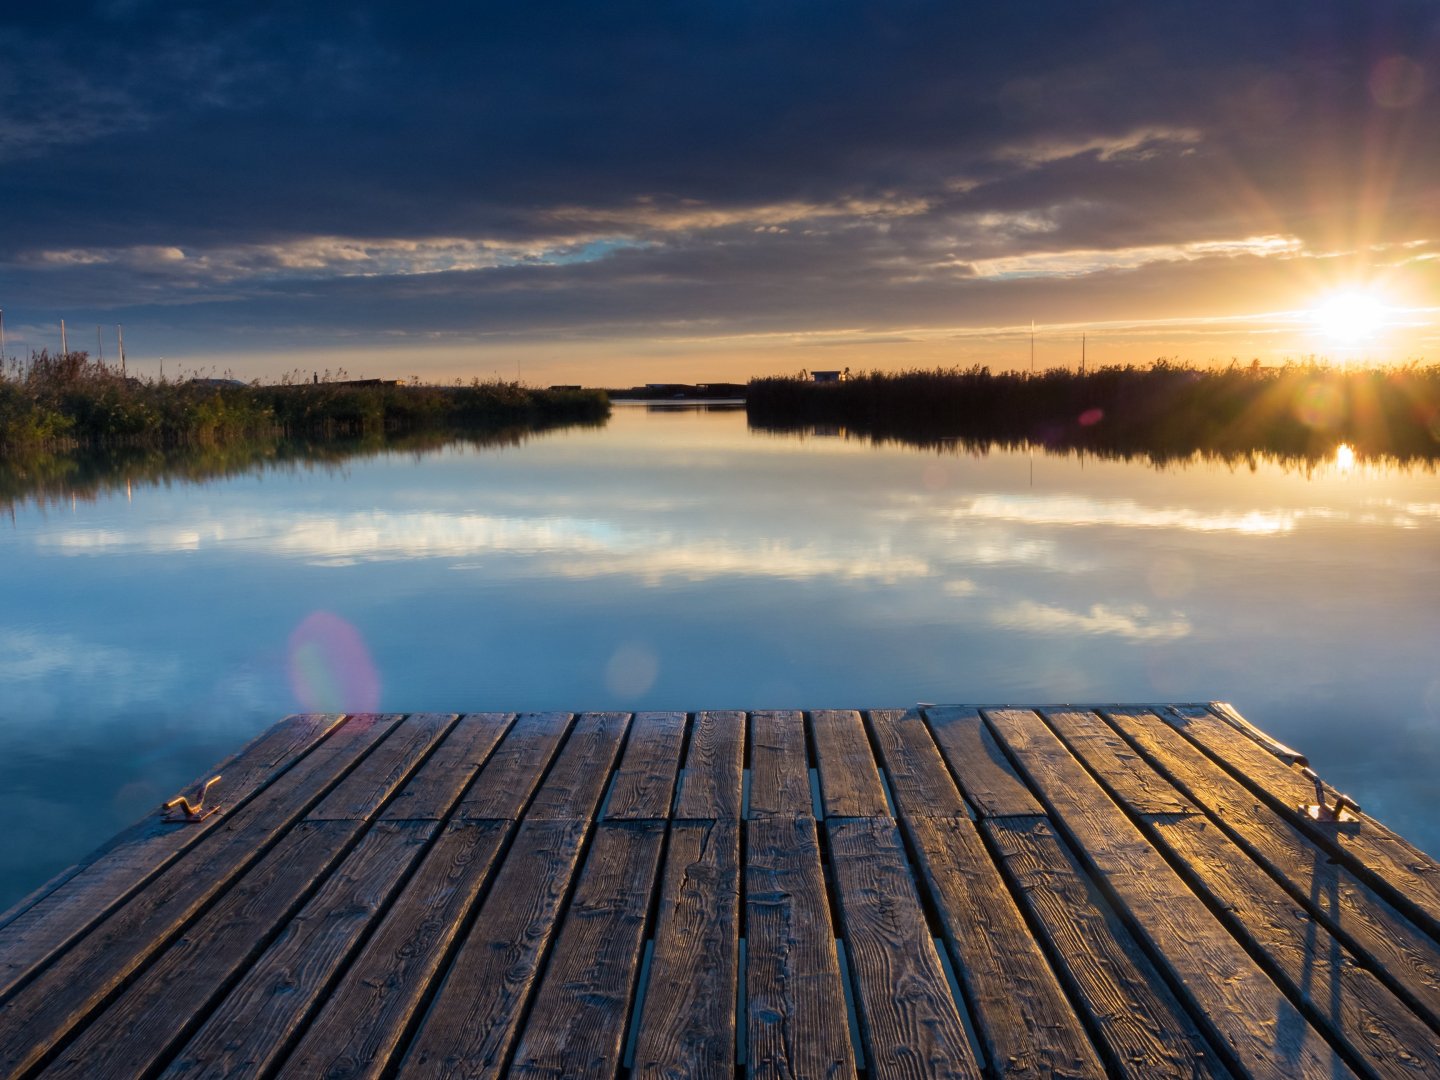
xmin=991 ymin=601 xmax=1191 ymax=641
xmin=34 ymin=510 xmax=932 ymax=584
xmin=968 ymin=234 xmax=1304 ymax=280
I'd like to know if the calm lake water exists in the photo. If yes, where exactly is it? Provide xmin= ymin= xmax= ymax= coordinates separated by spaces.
xmin=2 ymin=402 xmax=1438 ymax=910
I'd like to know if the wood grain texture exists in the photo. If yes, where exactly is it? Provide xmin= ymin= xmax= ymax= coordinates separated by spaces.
xmin=397 ymin=817 xmax=591 ymax=1079
xmin=512 ymin=822 xmax=667 ymax=1080
xmin=453 ymin=712 xmax=574 ymax=820
xmin=604 ymin=712 xmax=687 ymax=820
xmin=905 ymin=815 xmax=1103 ymax=1079
xmin=381 ymin=713 xmax=513 ymax=821
xmin=1105 ymin=708 xmax=1440 ymax=1031
xmin=674 ymin=711 xmax=746 ymax=819
xmin=1052 ymin=710 xmax=1440 ymax=1078
xmin=983 ymin=817 xmax=1232 ymax=1079
xmin=307 ymin=714 xmax=460 ymax=821
xmin=826 ymin=817 xmax=982 ymax=1079
xmin=923 ymin=707 xmax=1044 ymax=818
xmin=525 ymin=712 xmax=631 ymax=821
xmin=43 ymin=821 xmax=430 ymax=1079
xmin=633 ymin=821 xmax=741 ymax=1080
xmin=41 ymin=714 xmax=454 ymax=1079
xmin=810 ymin=710 xmax=889 ymax=819
xmin=984 ymin=708 xmax=1354 ymax=1080
xmin=749 ymin=711 xmax=813 ymax=818
xmin=270 ymin=820 xmax=510 ymax=1080
xmin=1040 ymin=710 xmax=1194 ymax=815
xmin=0 ymin=713 xmax=404 ymax=1078
xmin=0 ymin=713 xmax=343 ymax=993
xmin=745 ymin=816 xmax=857 ymax=1080
xmin=1153 ymin=814 xmax=1440 ymax=1078
xmin=866 ymin=709 xmax=969 ymax=819
xmin=1163 ymin=704 xmax=1440 ymax=943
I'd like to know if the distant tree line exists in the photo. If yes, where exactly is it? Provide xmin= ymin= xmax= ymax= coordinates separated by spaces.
xmin=746 ymin=361 xmax=1440 ymax=464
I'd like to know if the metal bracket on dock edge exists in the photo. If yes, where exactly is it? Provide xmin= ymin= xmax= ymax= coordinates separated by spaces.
xmin=1299 ymin=766 xmax=1361 ymax=825
xmin=161 ymin=775 xmax=223 ymax=823
xmin=1207 ymin=704 xmax=1362 ymax=825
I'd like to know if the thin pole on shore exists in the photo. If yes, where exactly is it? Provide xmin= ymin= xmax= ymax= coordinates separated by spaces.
xmin=118 ymin=325 xmax=125 ymax=376
xmin=61 ymin=318 xmax=67 ymax=355
xmin=1081 ymin=333 xmax=1086 ymax=376
xmin=97 ymin=325 xmax=103 ymax=363
xmin=1030 ymin=319 xmax=1035 ymax=373
xmin=1 ymin=308 xmax=6 ymax=368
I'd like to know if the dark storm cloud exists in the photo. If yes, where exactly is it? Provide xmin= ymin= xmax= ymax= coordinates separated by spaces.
xmin=2 ymin=1 xmax=1438 ymax=357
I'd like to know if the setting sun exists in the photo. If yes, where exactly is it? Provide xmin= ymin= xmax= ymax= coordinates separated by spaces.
xmin=1310 ymin=290 xmax=1390 ymax=345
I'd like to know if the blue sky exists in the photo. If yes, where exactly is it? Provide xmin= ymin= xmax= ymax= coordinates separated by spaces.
xmin=1 ymin=1 xmax=1437 ymax=382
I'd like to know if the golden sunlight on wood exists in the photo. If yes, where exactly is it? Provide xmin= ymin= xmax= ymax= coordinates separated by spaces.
xmin=1310 ymin=289 xmax=1389 ymax=345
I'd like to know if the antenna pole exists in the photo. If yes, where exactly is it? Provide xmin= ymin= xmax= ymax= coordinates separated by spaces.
xmin=61 ymin=318 xmax=68 ymax=355
xmin=1081 ymin=333 xmax=1086 ymax=376
xmin=97 ymin=325 xmax=103 ymax=363
xmin=118 ymin=325 xmax=125 ymax=376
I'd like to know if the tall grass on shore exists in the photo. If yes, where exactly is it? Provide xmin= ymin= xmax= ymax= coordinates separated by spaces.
xmin=0 ymin=351 xmax=609 ymax=452
xmin=747 ymin=361 xmax=1440 ymax=464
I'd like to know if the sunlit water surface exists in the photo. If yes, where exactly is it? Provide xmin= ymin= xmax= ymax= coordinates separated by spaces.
xmin=2 ymin=403 xmax=1438 ymax=909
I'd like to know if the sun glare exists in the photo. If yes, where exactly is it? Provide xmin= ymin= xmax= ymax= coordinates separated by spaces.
xmin=1310 ymin=290 xmax=1389 ymax=345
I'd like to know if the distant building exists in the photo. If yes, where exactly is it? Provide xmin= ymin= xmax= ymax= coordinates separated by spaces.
xmin=812 ymin=370 xmax=842 ymax=383
xmin=548 ymin=384 xmax=582 ymax=391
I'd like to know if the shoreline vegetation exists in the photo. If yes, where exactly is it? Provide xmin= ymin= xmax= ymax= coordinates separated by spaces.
xmin=0 ymin=350 xmax=609 ymax=453
xmin=747 ymin=361 xmax=1440 ymax=465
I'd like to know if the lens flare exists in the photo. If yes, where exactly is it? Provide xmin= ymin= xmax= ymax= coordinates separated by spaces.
xmin=1294 ymin=382 xmax=1344 ymax=431
xmin=288 ymin=611 xmax=381 ymax=713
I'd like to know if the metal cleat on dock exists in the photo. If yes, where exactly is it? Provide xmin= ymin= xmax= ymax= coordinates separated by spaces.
xmin=161 ymin=775 xmax=223 ymax=822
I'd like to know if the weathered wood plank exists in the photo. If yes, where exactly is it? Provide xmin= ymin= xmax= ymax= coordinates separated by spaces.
xmin=452 ymin=712 xmax=574 ymax=820
xmin=518 ymin=712 xmax=630 ymax=821
xmin=267 ymin=820 xmax=511 ymax=1080
xmin=675 ymin=711 xmax=746 ymax=819
xmin=397 ymin=714 xmax=630 ymax=1075
xmin=748 ymin=711 xmax=812 ymax=818
xmin=604 ymin=712 xmax=687 ymax=820
xmin=0 ymin=713 xmax=344 ymax=993
xmin=1040 ymin=709 xmax=1194 ymax=815
xmin=396 ymin=817 xmax=590 ymax=1078
xmin=745 ymin=816 xmax=857 ymax=1080
xmin=1153 ymin=814 xmax=1440 ymax=1078
xmin=37 ymin=713 xmax=457 ymax=1079
xmin=984 ymin=708 xmax=1354 ymax=1080
xmin=1162 ymin=704 xmax=1440 ymax=943
xmin=49 ymin=822 xmax=427 ymax=1079
xmin=1046 ymin=709 xmax=1440 ymax=1079
xmin=0 ymin=713 xmax=405 ymax=1078
xmin=1105 ymin=707 xmax=1440 ymax=1031
xmin=633 ymin=821 xmax=741 ymax=1080
xmin=511 ymin=822 xmax=667 ymax=1080
xmin=307 ymin=714 xmax=461 ymax=821
xmin=826 ymin=817 xmax=982 ymax=1078
xmin=810 ymin=710 xmax=888 ymax=819
xmin=905 ymin=815 xmax=1104 ymax=1079
xmin=866 ymin=709 xmax=969 ymax=819
xmin=164 ymin=717 xmax=515 ymax=1080
xmin=923 ymin=707 xmax=1044 ymax=818
xmin=381 ymin=713 xmax=513 ymax=820
xmin=983 ymin=817 xmax=1232 ymax=1079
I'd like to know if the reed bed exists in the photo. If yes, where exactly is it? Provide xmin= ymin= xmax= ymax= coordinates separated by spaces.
xmin=0 ymin=351 xmax=609 ymax=452
xmin=747 ymin=361 xmax=1440 ymax=463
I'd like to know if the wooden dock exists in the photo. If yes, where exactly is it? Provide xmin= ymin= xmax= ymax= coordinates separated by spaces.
xmin=2 ymin=704 xmax=1439 ymax=1079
